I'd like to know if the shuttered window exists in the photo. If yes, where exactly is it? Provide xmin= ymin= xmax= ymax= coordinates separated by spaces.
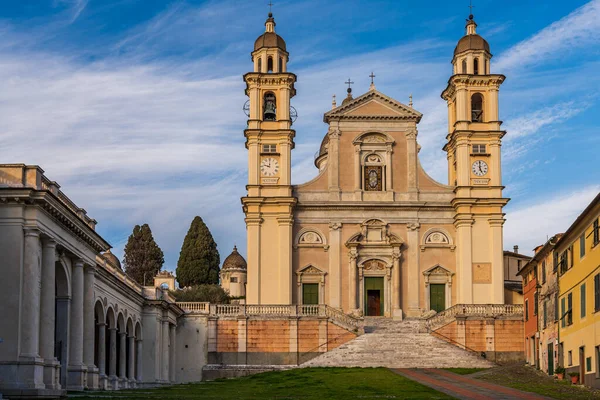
xmin=581 ymin=283 xmax=586 ymax=318
xmin=595 ymin=273 xmax=600 ymax=313
xmin=561 ymin=297 xmax=566 ymax=328
xmin=580 ymin=234 xmax=586 ymax=258
xmin=534 ymin=292 xmax=539 ymax=316
xmin=567 ymin=293 xmax=573 ymax=326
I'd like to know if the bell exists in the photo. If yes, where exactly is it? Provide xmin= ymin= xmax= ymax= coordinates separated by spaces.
xmin=263 ymin=100 xmax=277 ymax=121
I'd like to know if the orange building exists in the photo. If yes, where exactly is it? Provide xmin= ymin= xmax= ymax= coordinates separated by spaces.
xmin=518 ymin=261 xmax=539 ymax=367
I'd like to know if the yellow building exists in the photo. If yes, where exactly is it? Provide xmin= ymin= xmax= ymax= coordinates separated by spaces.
xmin=242 ymin=12 xmax=509 ymax=318
xmin=557 ymin=192 xmax=600 ymax=388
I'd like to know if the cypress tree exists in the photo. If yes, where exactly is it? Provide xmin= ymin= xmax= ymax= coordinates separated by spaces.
xmin=176 ymin=216 xmax=220 ymax=287
xmin=123 ymin=224 xmax=164 ymax=285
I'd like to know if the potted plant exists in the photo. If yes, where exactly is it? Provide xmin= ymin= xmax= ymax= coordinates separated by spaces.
xmin=555 ymin=366 xmax=565 ymax=380
xmin=569 ymin=372 xmax=580 ymax=384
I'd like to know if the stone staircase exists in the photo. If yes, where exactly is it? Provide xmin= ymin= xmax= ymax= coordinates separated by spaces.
xmin=301 ymin=317 xmax=495 ymax=368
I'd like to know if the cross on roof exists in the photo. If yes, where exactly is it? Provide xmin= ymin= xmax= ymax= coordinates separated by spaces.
xmin=345 ymin=78 xmax=354 ymax=89
xmin=469 ymin=0 xmax=475 ymax=15
xmin=268 ymin=1 xmax=274 ymax=13
xmin=369 ymin=72 xmax=376 ymax=85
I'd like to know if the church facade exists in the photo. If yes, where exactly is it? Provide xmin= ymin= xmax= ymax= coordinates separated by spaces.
xmin=243 ymin=13 xmax=508 ymax=318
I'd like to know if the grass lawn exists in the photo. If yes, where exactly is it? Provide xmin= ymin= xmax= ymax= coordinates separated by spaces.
xmin=69 ymin=368 xmax=453 ymax=400
xmin=442 ymin=368 xmax=486 ymax=375
xmin=475 ymin=365 xmax=600 ymax=400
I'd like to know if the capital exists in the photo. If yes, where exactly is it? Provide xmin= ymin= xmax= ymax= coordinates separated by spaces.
xmin=406 ymin=222 xmax=420 ymax=231
xmin=405 ymin=129 xmax=418 ymax=140
xmin=23 ymin=227 xmax=41 ymax=238
xmin=73 ymin=259 xmax=85 ymax=268
xmin=42 ymin=237 xmax=57 ymax=249
xmin=329 ymin=222 xmax=342 ymax=231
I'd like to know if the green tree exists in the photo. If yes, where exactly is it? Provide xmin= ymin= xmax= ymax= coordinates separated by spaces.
xmin=123 ymin=224 xmax=164 ymax=285
xmin=170 ymin=284 xmax=230 ymax=303
xmin=176 ymin=216 xmax=220 ymax=287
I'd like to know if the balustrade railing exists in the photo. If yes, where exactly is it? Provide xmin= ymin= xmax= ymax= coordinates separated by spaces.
xmin=426 ymin=303 xmax=524 ymax=331
xmin=175 ymin=302 xmax=362 ymax=331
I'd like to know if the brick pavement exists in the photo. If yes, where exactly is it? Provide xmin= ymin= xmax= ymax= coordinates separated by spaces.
xmin=392 ymin=368 xmax=553 ymax=400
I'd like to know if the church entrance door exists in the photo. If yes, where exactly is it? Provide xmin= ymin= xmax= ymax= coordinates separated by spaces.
xmin=364 ymin=277 xmax=384 ymax=316
xmin=430 ymin=284 xmax=445 ymax=313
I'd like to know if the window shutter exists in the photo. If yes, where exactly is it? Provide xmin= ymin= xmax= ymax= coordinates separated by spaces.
xmin=595 ymin=274 xmax=600 ymax=312
xmin=561 ymin=297 xmax=565 ymax=328
xmin=581 ymin=283 xmax=586 ymax=318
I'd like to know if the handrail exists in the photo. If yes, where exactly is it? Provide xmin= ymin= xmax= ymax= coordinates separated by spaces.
xmin=426 ymin=304 xmax=524 ymax=331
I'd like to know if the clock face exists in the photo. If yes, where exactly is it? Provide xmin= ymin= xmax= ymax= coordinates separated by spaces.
xmin=260 ymin=157 xmax=279 ymax=177
xmin=472 ymin=160 xmax=488 ymax=176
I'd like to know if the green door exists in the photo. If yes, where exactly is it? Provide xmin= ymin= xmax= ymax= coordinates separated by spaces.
xmin=430 ymin=284 xmax=445 ymax=313
xmin=547 ymin=343 xmax=554 ymax=375
xmin=302 ymin=283 xmax=319 ymax=305
xmin=364 ymin=277 xmax=385 ymax=316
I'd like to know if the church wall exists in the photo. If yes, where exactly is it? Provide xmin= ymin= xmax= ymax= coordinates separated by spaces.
xmin=175 ymin=315 xmax=208 ymax=383
xmin=472 ymin=217 xmax=495 ymax=303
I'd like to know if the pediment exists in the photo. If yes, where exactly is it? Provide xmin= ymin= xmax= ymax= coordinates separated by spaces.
xmin=324 ymin=90 xmax=422 ymax=123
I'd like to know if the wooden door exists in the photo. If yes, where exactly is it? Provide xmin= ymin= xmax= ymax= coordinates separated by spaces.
xmin=547 ymin=343 xmax=554 ymax=375
xmin=430 ymin=284 xmax=446 ymax=313
xmin=367 ymin=290 xmax=381 ymax=316
xmin=302 ymin=283 xmax=319 ymax=305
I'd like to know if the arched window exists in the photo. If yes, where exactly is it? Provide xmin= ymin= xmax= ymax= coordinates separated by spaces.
xmin=257 ymin=58 xmax=262 ymax=73
xmin=263 ymin=92 xmax=276 ymax=121
xmin=279 ymin=57 xmax=283 ymax=72
xmin=461 ymin=59 xmax=467 ymax=74
xmin=473 ymin=58 xmax=479 ymax=75
xmin=267 ymin=57 xmax=273 ymax=72
xmin=363 ymin=153 xmax=384 ymax=192
xmin=471 ymin=93 xmax=483 ymax=122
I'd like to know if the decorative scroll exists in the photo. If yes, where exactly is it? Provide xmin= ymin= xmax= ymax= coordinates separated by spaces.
xmin=363 ymin=260 xmax=386 ymax=271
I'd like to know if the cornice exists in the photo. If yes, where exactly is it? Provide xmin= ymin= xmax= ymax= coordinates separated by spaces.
xmin=324 ymin=90 xmax=422 ymax=123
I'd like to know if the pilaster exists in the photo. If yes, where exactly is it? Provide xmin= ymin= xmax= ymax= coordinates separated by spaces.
xmin=406 ymin=223 xmax=421 ymax=316
xmin=328 ymin=222 xmax=342 ymax=308
xmin=83 ymin=265 xmax=97 ymax=389
xmin=68 ymin=259 xmax=86 ymax=391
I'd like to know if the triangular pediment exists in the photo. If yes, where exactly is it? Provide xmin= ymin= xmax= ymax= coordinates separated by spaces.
xmin=324 ymin=90 xmax=422 ymax=123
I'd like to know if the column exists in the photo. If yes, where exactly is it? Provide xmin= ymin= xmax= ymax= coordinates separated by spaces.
xmin=385 ymin=146 xmax=393 ymax=192
xmin=354 ymin=146 xmax=361 ymax=194
xmin=392 ymin=251 xmax=402 ymax=320
xmin=127 ymin=335 xmax=135 ymax=383
xmin=97 ymin=322 xmax=106 ymax=387
xmin=406 ymin=130 xmax=418 ymax=196
xmin=68 ymin=259 xmax=86 ymax=390
xmin=108 ymin=327 xmax=117 ymax=388
xmin=83 ymin=265 xmax=97 ymax=389
xmin=328 ymin=129 xmax=341 ymax=200
xmin=406 ymin=223 xmax=421 ymax=317
xmin=20 ymin=227 xmax=42 ymax=359
xmin=169 ymin=324 xmax=176 ymax=383
xmin=456 ymin=220 xmax=474 ymax=304
xmin=328 ymin=223 xmax=342 ymax=308
xmin=246 ymin=218 xmax=261 ymax=304
xmin=348 ymin=251 xmax=358 ymax=310
xmin=161 ymin=320 xmax=169 ymax=382
xmin=277 ymin=216 xmax=293 ymax=304
xmin=490 ymin=218 xmax=505 ymax=304
xmin=40 ymin=238 xmax=59 ymax=388
xmin=135 ymin=339 xmax=143 ymax=382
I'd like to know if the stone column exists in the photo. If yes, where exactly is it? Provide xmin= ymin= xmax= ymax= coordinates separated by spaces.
xmin=348 ymin=250 xmax=358 ymax=311
xmin=21 ymin=227 xmax=42 ymax=359
xmin=118 ymin=332 xmax=127 ymax=383
xmin=406 ymin=130 xmax=418 ymax=197
xmin=68 ymin=259 xmax=86 ymax=390
xmin=354 ymin=145 xmax=361 ymax=197
xmin=328 ymin=129 xmax=341 ymax=201
xmin=406 ymin=223 xmax=421 ymax=317
xmin=169 ymin=324 xmax=176 ymax=383
xmin=83 ymin=265 xmax=97 ymax=389
xmin=392 ymin=251 xmax=402 ymax=320
xmin=490 ymin=218 xmax=505 ymax=304
xmin=385 ymin=146 xmax=393 ymax=192
xmin=40 ymin=238 xmax=59 ymax=388
xmin=328 ymin=222 xmax=342 ymax=308
xmin=246 ymin=218 xmax=261 ymax=304
xmin=97 ymin=322 xmax=106 ymax=389
xmin=135 ymin=339 xmax=143 ymax=382
xmin=278 ymin=216 xmax=294 ymax=304
xmin=161 ymin=320 xmax=170 ymax=382
xmin=127 ymin=335 xmax=135 ymax=383
xmin=108 ymin=327 xmax=118 ymax=389
xmin=455 ymin=219 xmax=474 ymax=304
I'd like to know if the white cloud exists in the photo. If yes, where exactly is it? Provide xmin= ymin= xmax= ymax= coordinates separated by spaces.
xmin=504 ymin=185 xmax=600 ymax=255
xmin=495 ymin=0 xmax=600 ymax=71
xmin=503 ymin=102 xmax=588 ymax=140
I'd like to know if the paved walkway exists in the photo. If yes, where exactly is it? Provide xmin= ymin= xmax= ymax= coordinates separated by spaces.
xmin=392 ymin=368 xmax=553 ymax=400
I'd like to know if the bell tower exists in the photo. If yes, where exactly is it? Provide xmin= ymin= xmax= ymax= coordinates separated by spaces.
xmin=441 ymin=14 xmax=508 ymax=304
xmin=242 ymin=12 xmax=297 ymax=305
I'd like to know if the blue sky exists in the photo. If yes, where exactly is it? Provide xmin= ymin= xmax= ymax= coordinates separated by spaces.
xmin=1 ymin=0 xmax=599 ymax=270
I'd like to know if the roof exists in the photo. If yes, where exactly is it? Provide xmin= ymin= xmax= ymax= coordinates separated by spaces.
xmin=222 ymin=246 xmax=247 ymax=271
xmin=504 ymin=280 xmax=523 ymax=295
xmin=503 ymin=250 xmax=532 ymax=260
xmin=254 ymin=14 xmax=286 ymax=52
xmin=555 ymin=191 xmax=600 ymax=250
xmin=454 ymin=34 xmax=490 ymax=56
xmin=102 ymin=249 xmax=121 ymax=269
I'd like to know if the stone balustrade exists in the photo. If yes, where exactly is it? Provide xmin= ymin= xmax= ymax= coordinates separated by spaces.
xmin=176 ymin=303 xmax=363 ymax=332
xmin=426 ymin=303 xmax=524 ymax=332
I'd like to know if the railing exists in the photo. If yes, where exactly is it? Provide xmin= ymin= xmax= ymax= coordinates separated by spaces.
xmin=426 ymin=304 xmax=524 ymax=332
xmin=176 ymin=303 xmax=363 ymax=332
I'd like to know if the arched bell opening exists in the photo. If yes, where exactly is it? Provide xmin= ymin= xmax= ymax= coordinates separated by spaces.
xmin=263 ymin=91 xmax=277 ymax=121
xmin=471 ymin=93 xmax=484 ymax=122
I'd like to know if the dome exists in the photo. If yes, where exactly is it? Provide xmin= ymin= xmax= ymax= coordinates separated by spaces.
xmin=222 ymin=246 xmax=247 ymax=271
xmin=102 ymin=249 xmax=121 ymax=269
xmin=454 ymin=34 xmax=490 ymax=56
xmin=254 ymin=14 xmax=286 ymax=52
xmin=254 ymin=32 xmax=286 ymax=51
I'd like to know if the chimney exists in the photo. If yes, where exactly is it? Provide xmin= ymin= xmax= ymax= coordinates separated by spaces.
xmin=513 ymin=245 xmax=519 ymax=254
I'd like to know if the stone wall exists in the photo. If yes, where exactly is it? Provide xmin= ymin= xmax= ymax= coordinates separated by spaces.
xmin=432 ymin=316 xmax=524 ymax=364
xmin=206 ymin=317 xmax=356 ymax=368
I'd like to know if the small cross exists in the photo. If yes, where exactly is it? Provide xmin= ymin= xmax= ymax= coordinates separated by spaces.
xmin=468 ymin=0 xmax=475 ymax=15
xmin=369 ymin=72 xmax=376 ymax=85
xmin=345 ymin=78 xmax=354 ymax=89
xmin=268 ymin=1 xmax=274 ymax=13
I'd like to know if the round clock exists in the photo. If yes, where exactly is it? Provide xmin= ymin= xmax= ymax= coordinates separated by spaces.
xmin=260 ymin=158 xmax=279 ymax=177
xmin=472 ymin=160 xmax=488 ymax=176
